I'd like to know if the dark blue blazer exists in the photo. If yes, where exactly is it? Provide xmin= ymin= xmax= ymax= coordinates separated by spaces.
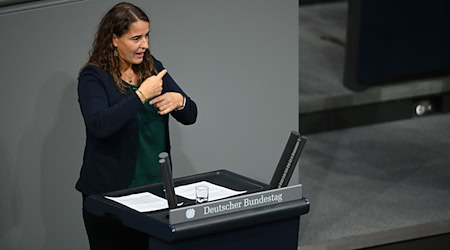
xmin=76 ymin=58 xmax=197 ymax=195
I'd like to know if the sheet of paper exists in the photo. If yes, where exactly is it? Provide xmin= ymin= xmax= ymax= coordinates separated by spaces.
xmin=105 ymin=192 xmax=168 ymax=212
xmin=175 ymin=181 xmax=247 ymax=201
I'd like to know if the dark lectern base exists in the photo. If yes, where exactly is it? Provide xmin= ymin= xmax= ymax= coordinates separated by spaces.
xmin=148 ymin=218 xmax=299 ymax=250
xmin=85 ymin=170 xmax=309 ymax=250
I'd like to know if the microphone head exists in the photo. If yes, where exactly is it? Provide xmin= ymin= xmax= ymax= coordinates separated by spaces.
xmin=159 ymin=152 xmax=169 ymax=159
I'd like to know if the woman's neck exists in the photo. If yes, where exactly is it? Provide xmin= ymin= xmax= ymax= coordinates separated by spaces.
xmin=120 ymin=62 xmax=133 ymax=74
xmin=119 ymin=62 xmax=136 ymax=84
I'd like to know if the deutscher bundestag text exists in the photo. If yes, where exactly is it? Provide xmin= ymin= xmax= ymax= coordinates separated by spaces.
xmin=203 ymin=194 xmax=283 ymax=215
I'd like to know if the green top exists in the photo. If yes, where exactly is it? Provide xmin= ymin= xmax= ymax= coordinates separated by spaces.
xmin=126 ymin=82 xmax=166 ymax=188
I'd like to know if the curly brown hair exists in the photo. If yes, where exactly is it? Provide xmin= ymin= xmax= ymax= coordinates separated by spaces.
xmin=82 ymin=2 xmax=157 ymax=94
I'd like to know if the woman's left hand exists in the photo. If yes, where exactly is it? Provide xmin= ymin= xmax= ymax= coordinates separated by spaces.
xmin=149 ymin=92 xmax=184 ymax=115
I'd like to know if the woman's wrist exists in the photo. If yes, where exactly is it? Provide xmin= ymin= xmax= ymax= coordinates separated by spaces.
xmin=176 ymin=94 xmax=186 ymax=111
xmin=135 ymin=89 xmax=147 ymax=103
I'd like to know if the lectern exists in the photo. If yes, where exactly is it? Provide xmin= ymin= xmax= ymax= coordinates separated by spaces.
xmin=84 ymin=170 xmax=309 ymax=250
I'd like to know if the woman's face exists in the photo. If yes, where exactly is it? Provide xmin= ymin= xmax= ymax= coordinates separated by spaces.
xmin=112 ymin=20 xmax=149 ymax=66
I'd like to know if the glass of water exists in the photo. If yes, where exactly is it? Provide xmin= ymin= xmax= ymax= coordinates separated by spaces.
xmin=195 ymin=186 xmax=209 ymax=204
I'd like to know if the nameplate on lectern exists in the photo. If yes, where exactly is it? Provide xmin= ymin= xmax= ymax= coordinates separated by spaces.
xmin=169 ymin=184 xmax=303 ymax=224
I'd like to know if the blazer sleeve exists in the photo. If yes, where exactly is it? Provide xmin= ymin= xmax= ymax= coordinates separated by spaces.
xmin=154 ymin=58 xmax=198 ymax=125
xmin=78 ymin=66 xmax=145 ymax=138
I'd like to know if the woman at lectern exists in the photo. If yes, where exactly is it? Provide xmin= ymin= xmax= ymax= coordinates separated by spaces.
xmin=75 ymin=2 xmax=197 ymax=249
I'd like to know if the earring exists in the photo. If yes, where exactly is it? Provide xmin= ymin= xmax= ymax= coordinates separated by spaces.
xmin=114 ymin=49 xmax=118 ymax=57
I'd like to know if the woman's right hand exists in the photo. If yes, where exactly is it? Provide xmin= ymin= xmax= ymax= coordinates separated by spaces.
xmin=136 ymin=69 xmax=167 ymax=102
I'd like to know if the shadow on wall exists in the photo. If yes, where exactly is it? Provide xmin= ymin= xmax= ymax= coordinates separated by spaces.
xmin=39 ymin=72 xmax=87 ymax=250
xmin=0 ymin=72 xmax=86 ymax=250
xmin=169 ymin=121 xmax=197 ymax=178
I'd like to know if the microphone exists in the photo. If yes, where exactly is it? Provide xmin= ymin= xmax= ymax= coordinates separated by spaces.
xmin=159 ymin=152 xmax=178 ymax=209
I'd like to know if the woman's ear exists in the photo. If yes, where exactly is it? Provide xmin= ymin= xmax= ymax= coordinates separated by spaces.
xmin=112 ymin=34 xmax=118 ymax=47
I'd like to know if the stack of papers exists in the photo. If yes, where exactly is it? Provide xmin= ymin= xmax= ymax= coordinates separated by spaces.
xmin=105 ymin=181 xmax=247 ymax=212
xmin=105 ymin=192 xmax=168 ymax=212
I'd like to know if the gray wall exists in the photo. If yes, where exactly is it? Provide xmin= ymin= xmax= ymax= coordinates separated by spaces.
xmin=0 ymin=0 xmax=298 ymax=249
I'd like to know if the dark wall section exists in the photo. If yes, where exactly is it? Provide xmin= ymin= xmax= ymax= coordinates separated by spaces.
xmin=345 ymin=0 xmax=450 ymax=90
xmin=299 ymin=0 xmax=345 ymax=6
